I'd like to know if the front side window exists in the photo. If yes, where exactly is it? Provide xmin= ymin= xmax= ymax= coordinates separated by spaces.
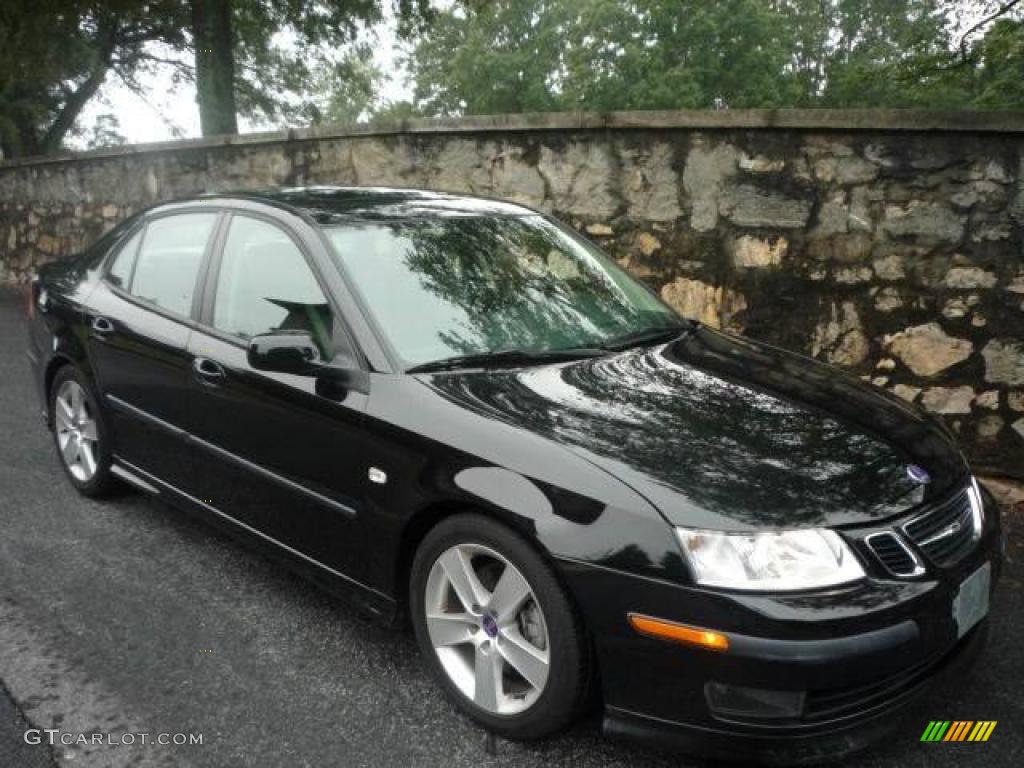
xmin=325 ymin=215 xmax=679 ymax=368
xmin=212 ymin=216 xmax=332 ymax=354
xmin=130 ymin=213 xmax=218 ymax=316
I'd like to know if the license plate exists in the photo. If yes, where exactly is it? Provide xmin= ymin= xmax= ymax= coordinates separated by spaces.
xmin=953 ymin=562 xmax=990 ymax=638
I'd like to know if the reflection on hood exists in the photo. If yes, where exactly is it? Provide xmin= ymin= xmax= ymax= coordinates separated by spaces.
xmin=421 ymin=327 xmax=965 ymax=530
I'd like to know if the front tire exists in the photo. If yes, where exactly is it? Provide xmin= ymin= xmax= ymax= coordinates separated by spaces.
xmin=410 ymin=514 xmax=590 ymax=740
xmin=50 ymin=366 xmax=115 ymax=497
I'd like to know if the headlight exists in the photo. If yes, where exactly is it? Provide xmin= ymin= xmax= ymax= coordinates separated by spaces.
xmin=968 ymin=475 xmax=985 ymax=534
xmin=676 ymin=527 xmax=865 ymax=591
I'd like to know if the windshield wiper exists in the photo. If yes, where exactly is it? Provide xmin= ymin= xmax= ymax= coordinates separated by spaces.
xmin=407 ymin=346 xmax=606 ymax=374
xmin=599 ymin=320 xmax=696 ymax=352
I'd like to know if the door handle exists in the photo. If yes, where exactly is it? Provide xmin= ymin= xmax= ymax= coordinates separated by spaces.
xmin=193 ymin=357 xmax=226 ymax=383
xmin=90 ymin=316 xmax=115 ymax=339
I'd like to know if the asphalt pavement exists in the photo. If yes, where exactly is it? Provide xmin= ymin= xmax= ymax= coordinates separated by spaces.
xmin=0 ymin=286 xmax=1021 ymax=767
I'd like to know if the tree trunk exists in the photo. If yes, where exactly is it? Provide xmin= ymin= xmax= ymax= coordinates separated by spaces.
xmin=39 ymin=59 xmax=112 ymax=155
xmin=192 ymin=0 xmax=238 ymax=136
xmin=31 ymin=15 xmax=118 ymax=156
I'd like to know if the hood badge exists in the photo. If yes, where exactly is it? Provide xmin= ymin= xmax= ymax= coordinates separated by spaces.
xmin=906 ymin=465 xmax=931 ymax=485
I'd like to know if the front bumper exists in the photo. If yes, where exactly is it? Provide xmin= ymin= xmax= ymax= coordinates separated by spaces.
xmin=602 ymin=620 xmax=989 ymax=764
xmin=557 ymin=488 xmax=1003 ymax=763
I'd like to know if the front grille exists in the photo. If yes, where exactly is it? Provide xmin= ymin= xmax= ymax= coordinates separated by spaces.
xmin=865 ymin=532 xmax=921 ymax=576
xmin=903 ymin=487 xmax=977 ymax=567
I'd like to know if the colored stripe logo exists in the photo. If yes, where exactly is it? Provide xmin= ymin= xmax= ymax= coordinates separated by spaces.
xmin=921 ymin=721 xmax=997 ymax=742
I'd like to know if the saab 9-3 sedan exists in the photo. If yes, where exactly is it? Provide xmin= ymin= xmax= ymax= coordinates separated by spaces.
xmin=26 ymin=187 xmax=1002 ymax=763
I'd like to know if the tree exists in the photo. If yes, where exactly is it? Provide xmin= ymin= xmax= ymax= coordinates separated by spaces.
xmin=0 ymin=1 xmax=188 ymax=158
xmin=193 ymin=0 xmax=433 ymax=135
xmin=818 ymin=0 xmax=960 ymax=107
xmin=407 ymin=0 xmax=816 ymax=114
xmin=192 ymin=0 xmax=237 ymax=135
xmin=404 ymin=0 xmax=1024 ymax=115
xmin=409 ymin=0 xmax=566 ymax=115
xmin=0 ymin=0 xmax=432 ymax=157
xmin=75 ymin=113 xmax=127 ymax=149
xmin=4 ymin=0 xmax=1024 ymax=159
xmin=947 ymin=0 xmax=1024 ymax=61
xmin=310 ymin=44 xmax=383 ymax=125
xmin=970 ymin=17 xmax=1024 ymax=106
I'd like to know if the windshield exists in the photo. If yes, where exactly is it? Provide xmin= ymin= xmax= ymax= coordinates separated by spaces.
xmin=325 ymin=214 xmax=681 ymax=369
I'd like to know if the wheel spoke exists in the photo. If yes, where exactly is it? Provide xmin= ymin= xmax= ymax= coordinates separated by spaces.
xmin=473 ymin=648 xmax=502 ymax=710
xmin=80 ymin=443 xmax=97 ymax=476
xmin=438 ymin=548 xmax=488 ymax=612
xmin=426 ymin=613 xmax=475 ymax=647
xmin=56 ymin=396 xmax=74 ymax=426
xmin=488 ymin=564 xmax=531 ymax=624
xmin=80 ymin=420 xmax=98 ymax=441
xmin=69 ymin=384 xmax=84 ymax=419
xmin=498 ymin=626 xmax=549 ymax=690
xmin=61 ymin=435 xmax=79 ymax=465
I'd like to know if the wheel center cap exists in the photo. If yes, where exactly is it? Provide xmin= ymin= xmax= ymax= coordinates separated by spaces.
xmin=481 ymin=613 xmax=499 ymax=638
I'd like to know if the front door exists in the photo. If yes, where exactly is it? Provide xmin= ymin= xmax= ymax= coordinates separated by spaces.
xmin=187 ymin=213 xmax=370 ymax=578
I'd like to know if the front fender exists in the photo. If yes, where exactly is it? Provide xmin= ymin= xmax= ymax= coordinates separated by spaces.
xmin=362 ymin=374 xmax=687 ymax=596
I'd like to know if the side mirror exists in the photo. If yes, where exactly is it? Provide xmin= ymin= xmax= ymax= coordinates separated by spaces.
xmin=247 ymin=331 xmax=370 ymax=394
xmin=248 ymin=331 xmax=325 ymax=376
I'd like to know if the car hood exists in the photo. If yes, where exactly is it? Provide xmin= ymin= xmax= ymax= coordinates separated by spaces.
xmin=417 ymin=326 xmax=967 ymax=530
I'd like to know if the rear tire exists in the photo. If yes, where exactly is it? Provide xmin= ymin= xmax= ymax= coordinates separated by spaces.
xmin=50 ymin=365 xmax=115 ymax=497
xmin=410 ymin=513 xmax=590 ymax=740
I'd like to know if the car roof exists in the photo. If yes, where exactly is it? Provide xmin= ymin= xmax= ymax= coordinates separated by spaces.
xmin=182 ymin=186 xmax=540 ymax=225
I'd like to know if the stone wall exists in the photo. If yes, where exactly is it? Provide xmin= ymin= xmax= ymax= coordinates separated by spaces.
xmin=1 ymin=110 xmax=1022 ymax=476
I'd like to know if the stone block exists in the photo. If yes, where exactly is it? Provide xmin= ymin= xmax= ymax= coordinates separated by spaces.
xmin=660 ymin=277 xmax=746 ymax=330
xmin=720 ymin=184 xmax=811 ymax=228
xmin=882 ymin=201 xmax=965 ymax=242
xmin=982 ymin=340 xmax=1024 ymax=386
xmin=884 ymin=323 xmax=973 ymax=377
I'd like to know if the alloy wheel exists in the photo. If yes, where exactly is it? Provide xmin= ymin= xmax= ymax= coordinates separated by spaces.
xmin=424 ymin=543 xmax=551 ymax=716
xmin=54 ymin=380 xmax=99 ymax=482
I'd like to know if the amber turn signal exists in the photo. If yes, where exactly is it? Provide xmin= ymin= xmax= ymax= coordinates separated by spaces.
xmin=628 ymin=613 xmax=730 ymax=652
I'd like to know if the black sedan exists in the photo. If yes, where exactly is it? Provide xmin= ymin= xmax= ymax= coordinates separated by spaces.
xmin=25 ymin=187 xmax=1002 ymax=763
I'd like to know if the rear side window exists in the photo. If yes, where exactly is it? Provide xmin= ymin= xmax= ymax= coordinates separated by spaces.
xmin=130 ymin=213 xmax=218 ymax=316
xmin=106 ymin=229 xmax=143 ymax=287
xmin=211 ymin=215 xmax=332 ymax=353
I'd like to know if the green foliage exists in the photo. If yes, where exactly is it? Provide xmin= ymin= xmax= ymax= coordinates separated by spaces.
xmin=75 ymin=113 xmax=127 ymax=149
xmin=0 ymin=1 xmax=433 ymax=157
xmin=815 ymin=0 xmax=960 ymax=107
xmin=2 ymin=0 xmax=1023 ymax=158
xmin=230 ymin=0 xmax=382 ymax=126
xmin=405 ymin=0 xmax=1024 ymax=116
xmin=309 ymin=44 xmax=383 ymax=125
xmin=0 ymin=0 xmax=188 ymax=157
xmin=205 ymin=0 xmax=432 ymax=129
xmin=971 ymin=18 xmax=1024 ymax=107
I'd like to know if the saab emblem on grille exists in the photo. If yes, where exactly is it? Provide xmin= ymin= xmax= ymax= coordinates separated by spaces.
xmin=906 ymin=464 xmax=931 ymax=485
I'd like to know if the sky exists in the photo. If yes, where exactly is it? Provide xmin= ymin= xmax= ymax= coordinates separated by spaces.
xmin=74 ymin=8 xmax=411 ymax=148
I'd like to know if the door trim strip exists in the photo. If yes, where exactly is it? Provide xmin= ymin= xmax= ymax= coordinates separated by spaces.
xmin=189 ymin=431 xmax=357 ymax=518
xmin=113 ymin=456 xmax=387 ymax=603
xmin=110 ymin=463 xmax=160 ymax=494
xmin=106 ymin=393 xmax=357 ymax=518
xmin=106 ymin=393 xmax=187 ymax=438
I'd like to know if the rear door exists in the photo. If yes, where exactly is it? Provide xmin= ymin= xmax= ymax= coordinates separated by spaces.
xmin=85 ymin=210 xmax=221 ymax=491
xmin=186 ymin=212 xmax=371 ymax=577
